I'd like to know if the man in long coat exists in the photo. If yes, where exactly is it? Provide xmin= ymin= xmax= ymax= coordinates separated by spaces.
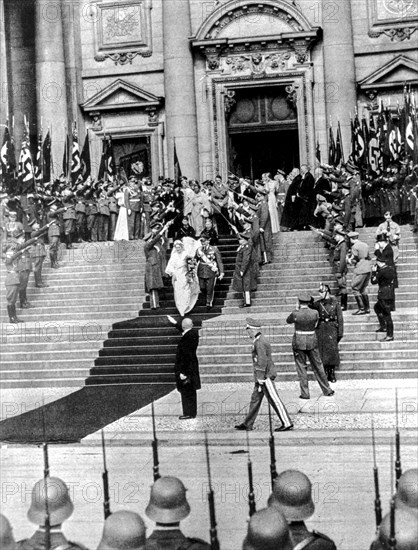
xmin=232 ymin=233 xmax=256 ymax=308
xmin=311 ymin=283 xmax=344 ymax=383
xmin=144 ymin=220 xmax=171 ymax=309
xmin=168 ymin=316 xmax=201 ymax=419
xmin=256 ymin=190 xmax=273 ymax=263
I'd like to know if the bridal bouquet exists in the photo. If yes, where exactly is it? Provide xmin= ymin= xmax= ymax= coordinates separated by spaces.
xmin=186 ymin=256 xmax=198 ymax=284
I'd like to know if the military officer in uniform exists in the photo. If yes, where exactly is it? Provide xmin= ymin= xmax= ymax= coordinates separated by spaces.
xmin=127 ymin=179 xmax=142 ymax=240
xmin=144 ymin=220 xmax=172 ymax=309
xmin=256 ymin=190 xmax=273 ymax=263
xmin=97 ymin=511 xmax=146 ymax=550
xmin=332 ymin=228 xmax=349 ymax=310
xmin=3 ymin=240 xmax=23 ymax=323
xmin=97 ymin=190 xmax=110 ymax=242
xmin=268 ymin=470 xmax=337 ymax=549
xmin=17 ymin=477 xmax=88 ymax=549
xmin=371 ymin=250 xmax=396 ymax=341
xmin=242 ymin=508 xmax=292 ymax=550
xmin=30 ymin=221 xmax=48 ymax=288
xmin=341 ymin=180 xmax=357 ymax=232
xmin=0 ymin=514 xmax=16 ymax=550
xmin=107 ymin=192 xmax=118 ymax=241
xmin=47 ymin=211 xmax=62 ymax=268
xmin=287 ymin=293 xmax=335 ymax=401
xmin=62 ymin=194 xmax=77 ymax=249
xmin=310 ymin=283 xmax=343 ymax=383
xmin=14 ymin=229 xmax=32 ymax=309
xmin=348 ymin=231 xmax=372 ymax=315
xmin=145 ymin=476 xmax=211 ymax=549
xmin=235 ymin=318 xmax=293 ymax=432
xmin=231 ymin=233 xmax=255 ymax=308
xmin=376 ymin=210 xmax=401 ymax=263
xmin=75 ymin=193 xmax=87 ymax=242
xmin=196 ymin=234 xmax=224 ymax=311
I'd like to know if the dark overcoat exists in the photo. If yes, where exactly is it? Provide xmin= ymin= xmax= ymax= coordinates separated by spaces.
xmin=311 ymin=297 xmax=344 ymax=366
xmin=144 ymin=233 xmax=164 ymax=292
xmin=174 ymin=328 xmax=201 ymax=391
xmin=232 ymin=242 xmax=256 ymax=292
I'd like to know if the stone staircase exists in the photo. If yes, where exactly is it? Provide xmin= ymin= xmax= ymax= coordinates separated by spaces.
xmin=85 ymin=235 xmax=238 ymax=385
xmin=0 ymin=241 xmax=146 ymax=388
xmin=198 ymin=226 xmax=418 ymax=382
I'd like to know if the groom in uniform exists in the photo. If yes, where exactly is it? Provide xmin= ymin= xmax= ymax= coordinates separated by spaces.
xmin=196 ymin=234 xmax=224 ymax=311
xmin=167 ymin=316 xmax=201 ymax=419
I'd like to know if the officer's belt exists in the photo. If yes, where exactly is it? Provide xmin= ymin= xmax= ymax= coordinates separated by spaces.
xmin=295 ymin=330 xmax=315 ymax=335
xmin=130 ymin=198 xmax=140 ymax=202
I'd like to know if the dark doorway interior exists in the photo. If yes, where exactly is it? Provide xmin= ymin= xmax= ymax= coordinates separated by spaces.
xmin=229 ymin=129 xmax=300 ymax=180
xmin=113 ymin=136 xmax=151 ymax=178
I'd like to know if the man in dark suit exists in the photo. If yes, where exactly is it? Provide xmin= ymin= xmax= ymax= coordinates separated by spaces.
xmin=235 ymin=318 xmax=293 ymax=432
xmin=168 ymin=316 xmax=201 ymax=419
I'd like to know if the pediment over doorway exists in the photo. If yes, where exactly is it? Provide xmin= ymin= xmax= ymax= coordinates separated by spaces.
xmin=358 ymin=55 xmax=418 ymax=89
xmin=81 ymin=79 xmax=164 ymax=113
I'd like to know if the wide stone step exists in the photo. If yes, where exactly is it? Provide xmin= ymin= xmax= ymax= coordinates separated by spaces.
xmin=1 ymin=349 xmax=99 ymax=362
xmin=0 ymin=367 xmax=91 ymax=380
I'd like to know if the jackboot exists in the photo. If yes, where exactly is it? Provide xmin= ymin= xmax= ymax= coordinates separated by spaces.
xmin=329 ymin=367 xmax=336 ymax=383
xmin=352 ymin=295 xmax=366 ymax=315
xmin=362 ymin=294 xmax=370 ymax=314
xmin=340 ymin=294 xmax=348 ymax=311
xmin=324 ymin=367 xmax=331 ymax=381
xmin=8 ymin=304 xmax=22 ymax=323
xmin=19 ymin=289 xmax=32 ymax=309
xmin=65 ymin=234 xmax=73 ymax=249
xmin=34 ymin=271 xmax=48 ymax=288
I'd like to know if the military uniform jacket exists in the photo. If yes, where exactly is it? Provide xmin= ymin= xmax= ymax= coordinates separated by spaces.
xmin=48 ymin=220 xmax=61 ymax=238
xmin=63 ymin=201 xmax=76 ymax=220
xmin=15 ymin=249 xmax=32 ymax=272
xmin=128 ymin=187 xmax=142 ymax=212
xmin=86 ymin=200 xmax=98 ymax=216
xmin=351 ymin=240 xmax=372 ymax=274
xmin=376 ymin=220 xmax=401 ymax=246
xmin=146 ymin=529 xmax=210 ymax=550
xmin=371 ymin=265 xmax=396 ymax=301
xmin=197 ymin=245 xmax=223 ymax=279
xmin=287 ymin=307 xmax=319 ymax=351
xmin=232 ymin=242 xmax=256 ymax=292
xmin=30 ymin=232 xmax=47 ymax=258
xmin=144 ymin=233 xmax=164 ymax=292
xmin=17 ymin=529 xmax=88 ymax=550
xmin=211 ymin=182 xmax=229 ymax=213
xmin=4 ymin=257 xmax=20 ymax=286
xmin=75 ymin=199 xmax=87 ymax=214
xmin=333 ymin=240 xmax=348 ymax=274
xmin=252 ymin=333 xmax=277 ymax=383
xmin=289 ymin=521 xmax=336 ymax=550
xmin=108 ymin=196 xmax=118 ymax=213
xmin=97 ymin=198 xmax=110 ymax=216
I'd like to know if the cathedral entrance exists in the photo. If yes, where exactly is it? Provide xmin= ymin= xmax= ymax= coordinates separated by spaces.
xmin=112 ymin=136 xmax=152 ymax=178
xmin=227 ymin=85 xmax=300 ymax=179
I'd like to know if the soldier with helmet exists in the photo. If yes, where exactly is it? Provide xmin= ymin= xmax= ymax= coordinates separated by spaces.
xmin=369 ymin=508 xmax=418 ymax=550
xmin=17 ymin=476 xmax=88 ymax=549
xmin=395 ymin=469 xmax=418 ymax=515
xmin=0 ymin=513 xmax=17 ymax=550
xmin=145 ymin=476 xmax=211 ymax=549
xmin=268 ymin=469 xmax=337 ymax=549
xmin=97 ymin=511 xmax=146 ymax=550
xmin=242 ymin=507 xmax=292 ymax=550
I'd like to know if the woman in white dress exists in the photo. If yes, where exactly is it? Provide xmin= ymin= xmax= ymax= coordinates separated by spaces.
xmin=165 ymin=237 xmax=200 ymax=316
xmin=113 ymin=185 xmax=130 ymax=241
xmin=189 ymin=182 xmax=212 ymax=236
xmin=263 ymin=173 xmax=281 ymax=234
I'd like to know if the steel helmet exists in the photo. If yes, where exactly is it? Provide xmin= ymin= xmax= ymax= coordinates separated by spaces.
xmin=0 ymin=514 xmax=16 ymax=550
xmin=377 ymin=508 xmax=418 ymax=550
xmin=267 ymin=470 xmax=315 ymax=521
xmin=396 ymin=469 xmax=418 ymax=513
xmin=97 ymin=511 xmax=146 ymax=550
xmin=145 ymin=476 xmax=190 ymax=523
xmin=242 ymin=508 xmax=292 ymax=550
xmin=27 ymin=477 xmax=74 ymax=526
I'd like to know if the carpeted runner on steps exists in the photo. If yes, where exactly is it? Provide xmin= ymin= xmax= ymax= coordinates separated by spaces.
xmin=0 ymin=383 xmax=173 ymax=443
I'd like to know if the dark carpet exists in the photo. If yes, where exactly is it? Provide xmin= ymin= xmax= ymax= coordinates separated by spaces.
xmin=0 ymin=383 xmax=174 ymax=444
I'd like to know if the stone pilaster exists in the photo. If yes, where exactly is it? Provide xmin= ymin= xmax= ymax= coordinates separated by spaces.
xmin=162 ymin=0 xmax=199 ymax=179
xmin=35 ymin=0 xmax=68 ymax=175
xmin=0 ymin=0 xmax=8 ymax=127
xmin=322 ymin=0 xmax=357 ymax=157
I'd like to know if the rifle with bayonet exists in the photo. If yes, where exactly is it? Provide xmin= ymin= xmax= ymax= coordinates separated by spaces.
xmin=371 ymin=415 xmax=382 ymax=529
xmin=101 ymin=430 xmax=111 ymax=519
xmin=41 ymin=408 xmax=51 ymax=550
xmin=151 ymin=402 xmax=160 ymax=481
xmin=246 ymin=431 xmax=256 ymax=517
xmin=268 ymin=404 xmax=278 ymax=490
xmin=395 ymin=389 xmax=402 ymax=489
xmin=204 ymin=432 xmax=220 ymax=550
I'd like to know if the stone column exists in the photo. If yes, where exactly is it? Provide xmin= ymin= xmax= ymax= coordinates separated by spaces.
xmin=162 ymin=0 xmax=199 ymax=179
xmin=35 ymin=0 xmax=68 ymax=175
xmin=322 ymin=0 xmax=357 ymax=157
xmin=4 ymin=0 xmax=37 ymax=152
xmin=0 ymin=0 xmax=8 ymax=127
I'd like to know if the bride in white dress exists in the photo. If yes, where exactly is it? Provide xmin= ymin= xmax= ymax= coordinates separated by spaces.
xmin=165 ymin=237 xmax=200 ymax=316
xmin=113 ymin=186 xmax=130 ymax=241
